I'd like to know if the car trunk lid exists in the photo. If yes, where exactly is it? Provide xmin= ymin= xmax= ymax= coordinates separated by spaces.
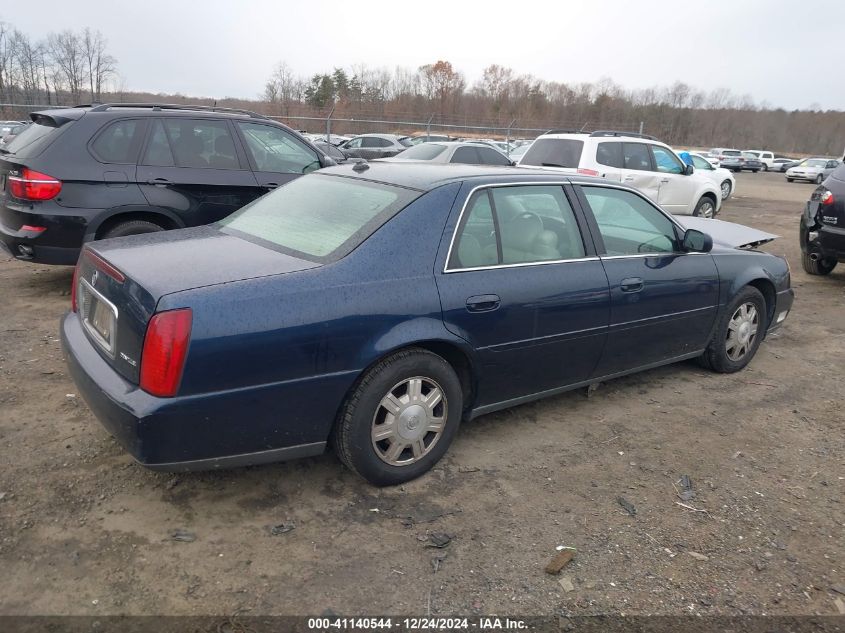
xmin=74 ymin=225 xmax=320 ymax=383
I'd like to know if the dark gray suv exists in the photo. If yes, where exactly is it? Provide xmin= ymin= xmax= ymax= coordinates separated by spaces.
xmin=0 ymin=103 xmax=334 ymax=265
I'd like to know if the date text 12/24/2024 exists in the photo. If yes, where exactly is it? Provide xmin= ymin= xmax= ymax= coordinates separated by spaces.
xmin=307 ymin=618 xmax=528 ymax=630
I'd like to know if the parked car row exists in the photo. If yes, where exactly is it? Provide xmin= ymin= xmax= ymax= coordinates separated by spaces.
xmin=786 ymin=157 xmax=840 ymax=184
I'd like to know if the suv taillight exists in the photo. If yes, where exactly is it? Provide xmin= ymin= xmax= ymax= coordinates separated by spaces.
xmin=140 ymin=309 xmax=192 ymax=397
xmin=821 ymin=190 xmax=834 ymax=206
xmin=8 ymin=167 xmax=62 ymax=201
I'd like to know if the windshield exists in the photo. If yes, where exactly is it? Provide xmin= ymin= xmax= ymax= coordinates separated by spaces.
xmin=394 ymin=143 xmax=447 ymax=160
xmin=217 ymin=174 xmax=419 ymax=262
xmin=520 ymin=138 xmax=584 ymax=168
xmin=398 ymin=137 xmax=413 ymax=147
xmin=802 ymin=159 xmax=827 ymax=168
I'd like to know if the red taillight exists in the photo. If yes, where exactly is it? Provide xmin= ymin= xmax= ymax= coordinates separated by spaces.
xmin=140 ymin=309 xmax=193 ymax=397
xmin=83 ymin=248 xmax=125 ymax=283
xmin=821 ymin=190 xmax=834 ymax=206
xmin=8 ymin=167 xmax=62 ymax=201
xmin=20 ymin=224 xmax=46 ymax=233
xmin=71 ymin=261 xmax=79 ymax=312
xmin=577 ymin=168 xmax=599 ymax=176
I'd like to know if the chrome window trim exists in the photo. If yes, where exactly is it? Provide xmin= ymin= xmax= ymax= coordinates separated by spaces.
xmin=78 ymin=278 xmax=119 ymax=358
xmin=442 ymin=181 xmax=591 ymax=273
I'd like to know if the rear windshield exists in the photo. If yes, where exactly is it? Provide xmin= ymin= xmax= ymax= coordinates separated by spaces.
xmin=217 ymin=174 xmax=419 ymax=263
xmin=394 ymin=143 xmax=447 ymax=160
xmin=520 ymin=138 xmax=584 ymax=168
xmin=2 ymin=121 xmax=62 ymax=157
xmin=722 ymin=150 xmax=741 ymax=156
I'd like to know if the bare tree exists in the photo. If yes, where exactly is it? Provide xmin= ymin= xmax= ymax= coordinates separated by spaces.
xmin=48 ymin=30 xmax=87 ymax=103
xmin=82 ymin=28 xmax=116 ymax=102
xmin=0 ymin=22 xmax=13 ymax=103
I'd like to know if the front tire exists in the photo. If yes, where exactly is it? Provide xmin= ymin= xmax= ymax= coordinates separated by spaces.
xmin=815 ymin=174 xmax=824 ymax=184
xmin=801 ymin=252 xmax=837 ymax=275
xmin=693 ymin=196 xmax=716 ymax=218
xmin=720 ymin=180 xmax=733 ymax=200
xmin=332 ymin=348 xmax=463 ymax=486
xmin=699 ymin=286 xmax=766 ymax=373
xmin=786 ymin=177 xmax=794 ymax=182
xmin=762 ymin=164 xmax=768 ymax=172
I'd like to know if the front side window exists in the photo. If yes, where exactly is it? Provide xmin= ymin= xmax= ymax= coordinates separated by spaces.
xmin=448 ymin=185 xmax=585 ymax=269
xmin=218 ymin=174 xmax=418 ymax=262
xmin=582 ymin=186 xmax=678 ymax=256
xmin=651 ymin=146 xmax=684 ymax=174
xmin=238 ymin=122 xmax=319 ymax=174
xmin=622 ymin=143 xmax=652 ymax=171
xmin=344 ymin=137 xmax=363 ymax=149
xmin=91 ymin=119 xmax=143 ymax=164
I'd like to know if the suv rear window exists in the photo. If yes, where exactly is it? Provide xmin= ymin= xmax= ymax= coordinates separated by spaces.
xmin=520 ymin=138 xmax=584 ymax=168
xmin=2 ymin=121 xmax=62 ymax=158
xmin=217 ymin=174 xmax=419 ymax=262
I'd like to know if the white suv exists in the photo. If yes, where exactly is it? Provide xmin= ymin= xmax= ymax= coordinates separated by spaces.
xmin=518 ymin=131 xmax=721 ymax=218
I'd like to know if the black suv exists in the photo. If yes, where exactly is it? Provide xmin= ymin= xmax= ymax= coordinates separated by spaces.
xmin=0 ymin=103 xmax=334 ymax=265
xmin=800 ymin=161 xmax=845 ymax=275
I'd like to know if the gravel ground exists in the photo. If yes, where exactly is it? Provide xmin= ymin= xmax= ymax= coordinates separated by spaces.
xmin=0 ymin=171 xmax=843 ymax=618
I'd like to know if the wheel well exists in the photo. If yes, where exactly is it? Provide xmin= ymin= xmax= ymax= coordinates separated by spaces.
xmin=701 ymin=191 xmax=718 ymax=207
xmin=747 ymin=278 xmax=776 ymax=327
xmin=411 ymin=341 xmax=475 ymax=409
xmin=94 ymin=211 xmax=178 ymax=239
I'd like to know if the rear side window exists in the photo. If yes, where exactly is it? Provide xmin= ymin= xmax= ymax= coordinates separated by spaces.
xmin=520 ymin=138 xmax=584 ymax=168
xmin=142 ymin=119 xmax=240 ymax=169
xmin=622 ymin=143 xmax=652 ymax=171
xmin=595 ymin=142 xmax=623 ymax=168
xmin=477 ymin=147 xmax=511 ymax=166
xmin=217 ymin=174 xmax=419 ymax=262
xmin=90 ymin=119 xmax=144 ymax=164
xmin=3 ymin=121 xmax=63 ymax=158
xmin=451 ymin=147 xmax=479 ymax=164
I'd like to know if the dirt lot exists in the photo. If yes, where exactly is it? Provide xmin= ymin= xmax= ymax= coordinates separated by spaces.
xmin=0 ymin=171 xmax=843 ymax=618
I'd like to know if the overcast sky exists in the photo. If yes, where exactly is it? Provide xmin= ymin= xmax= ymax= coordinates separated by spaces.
xmin=3 ymin=0 xmax=843 ymax=110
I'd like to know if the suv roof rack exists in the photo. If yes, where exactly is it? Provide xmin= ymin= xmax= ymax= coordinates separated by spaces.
xmin=544 ymin=129 xmax=582 ymax=135
xmin=82 ymin=103 xmax=270 ymax=120
xmin=589 ymin=130 xmax=657 ymax=141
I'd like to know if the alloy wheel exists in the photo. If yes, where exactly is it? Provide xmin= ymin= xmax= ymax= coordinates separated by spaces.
xmin=725 ymin=302 xmax=759 ymax=361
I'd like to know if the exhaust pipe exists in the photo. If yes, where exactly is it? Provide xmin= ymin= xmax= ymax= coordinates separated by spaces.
xmin=809 ymin=252 xmax=820 ymax=262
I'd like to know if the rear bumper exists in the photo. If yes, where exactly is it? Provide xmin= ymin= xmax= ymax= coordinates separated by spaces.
xmin=0 ymin=201 xmax=88 ymax=265
xmin=801 ymin=212 xmax=845 ymax=260
xmin=61 ymin=312 xmax=333 ymax=470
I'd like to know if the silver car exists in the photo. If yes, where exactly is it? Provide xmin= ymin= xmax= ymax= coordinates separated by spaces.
xmin=387 ymin=141 xmax=513 ymax=166
xmin=786 ymin=158 xmax=840 ymax=184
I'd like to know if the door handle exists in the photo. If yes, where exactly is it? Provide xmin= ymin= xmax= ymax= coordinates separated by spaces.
xmin=466 ymin=294 xmax=501 ymax=312
xmin=660 ymin=178 xmax=669 ymax=183
xmin=147 ymin=178 xmax=172 ymax=186
xmin=620 ymin=277 xmax=644 ymax=293
xmin=623 ymin=175 xmax=635 ymax=182
xmin=265 ymin=182 xmax=279 ymax=189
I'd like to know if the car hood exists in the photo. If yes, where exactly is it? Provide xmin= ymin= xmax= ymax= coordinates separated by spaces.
xmin=89 ymin=225 xmax=320 ymax=299
xmin=678 ymin=217 xmax=778 ymax=249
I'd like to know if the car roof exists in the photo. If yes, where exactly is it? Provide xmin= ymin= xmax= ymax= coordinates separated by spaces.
xmin=354 ymin=133 xmax=405 ymax=139
xmin=317 ymin=161 xmax=604 ymax=191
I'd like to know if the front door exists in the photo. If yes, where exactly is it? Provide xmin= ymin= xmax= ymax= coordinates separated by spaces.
xmin=651 ymin=145 xmax=698 ymax=214
xmin=137 ymin=118 xmax=260 ymax=226
xmin=576 ymin=184 xmax=719 ymax=377
xmin=435 ymin=183 xmax=610 ymax=408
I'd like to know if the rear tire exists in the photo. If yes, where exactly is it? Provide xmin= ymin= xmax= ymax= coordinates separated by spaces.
xmin=699 ymin=286 xmax=766 ymax=373
xmin=331 ymin=348 xmax=463 ymax=486
xmin=101 ymin=219 xmax=165 ymax=239
xmin=762 ymin=164 xmax=768 ymax=172
xmin=801 ymin=252 xmax=837 ymax=275
xmin=693 ymin=196 xmax=716 ymax=218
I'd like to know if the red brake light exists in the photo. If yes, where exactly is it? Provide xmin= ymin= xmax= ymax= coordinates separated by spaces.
xmin=821 ymin=190 xmax=834 ymax=206
xmin=577 ymin=168 xmax=600 ymax=176
xmin=8 ymin=168 xmax=62 ymax=201
xmin=140 ymin=309 xmax=193 ymax=397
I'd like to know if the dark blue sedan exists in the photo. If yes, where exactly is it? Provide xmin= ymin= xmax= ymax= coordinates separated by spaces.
xmin=61 ymin=163 xmax=794 ymax=485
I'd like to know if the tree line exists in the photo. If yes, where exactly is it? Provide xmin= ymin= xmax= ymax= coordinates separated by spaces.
xmin=0 ymin=19 xmax=118 ymax=106
xmin=264 ymin=61 xmax=845 ymax=156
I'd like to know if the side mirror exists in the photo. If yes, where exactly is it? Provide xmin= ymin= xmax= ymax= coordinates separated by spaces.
xmin=510 ymin=160 xmax=517 ymax=166
xmin=319 ymin=153 xmax=337 ymax=168
xmin=682 ymin=228 xmax=713 ymax=253
xmin=684 ymin=164 xmax=695 ymax=175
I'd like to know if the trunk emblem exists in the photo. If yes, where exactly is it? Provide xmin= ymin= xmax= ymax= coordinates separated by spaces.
xmin=91 ymin=270 xmax=99 ymax=286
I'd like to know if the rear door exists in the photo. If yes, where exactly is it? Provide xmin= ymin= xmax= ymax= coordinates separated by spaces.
xmin=593 ymin=141 xmax=624 ymax=181
xmin=137 ymin=118 xmax=260 ymax=226
xmin=651 ymin=145 xmax=697 ymax=213
xmin=619 ymin=142 xmax=661 ymax=202
xmin=234 ymin=121 xmax=322 ymax=192
xmin=575 ymin=184 xmax=719 ymax=377
xmin=436 ymin=183 xmax=610 ymax=408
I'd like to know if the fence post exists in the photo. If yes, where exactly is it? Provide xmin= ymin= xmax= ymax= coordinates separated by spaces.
xmin=326 ymin=105 xmax=335 ymax=142
xmin=639 ymin=121 xmax=644 ymax=136
xmin=506 ymin=119 xmax=516 ymax=156
xmin=426 ymin=114 xmax=434 ymax=141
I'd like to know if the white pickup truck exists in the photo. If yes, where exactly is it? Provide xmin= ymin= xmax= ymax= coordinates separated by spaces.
xmin=744 ymin=150 xmax=776 ymax=171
